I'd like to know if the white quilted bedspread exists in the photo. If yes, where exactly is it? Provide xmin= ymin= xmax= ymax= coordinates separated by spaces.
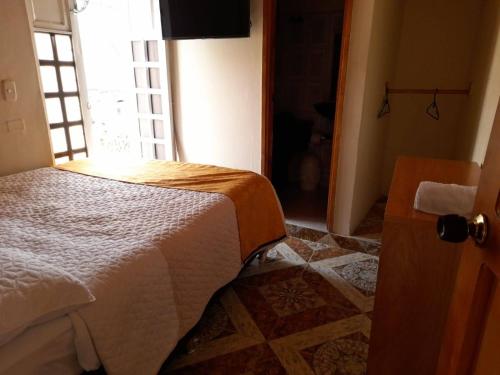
xmin=0 ymin=168 xmax=242 ymax=374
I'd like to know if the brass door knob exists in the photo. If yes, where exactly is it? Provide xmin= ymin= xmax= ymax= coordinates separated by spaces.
xmin=437 ymin=213 xmax=489 ymax=245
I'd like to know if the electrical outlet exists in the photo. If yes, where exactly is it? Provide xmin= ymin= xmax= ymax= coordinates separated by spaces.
xmin=6 ymin=119 xmax=25 ymax=133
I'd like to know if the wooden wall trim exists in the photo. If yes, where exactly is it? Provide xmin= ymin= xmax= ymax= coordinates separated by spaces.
xmin=261 ymin=0 xmax=353 ymax=232
xmin=326 ymin=0 xmax=353 ymax=232
xmin=261 ymin=0 xmax=276 ymax=178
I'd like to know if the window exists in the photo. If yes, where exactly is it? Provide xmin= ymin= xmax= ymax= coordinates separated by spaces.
xmin=34 ymin=32 xmax=88 ymax=164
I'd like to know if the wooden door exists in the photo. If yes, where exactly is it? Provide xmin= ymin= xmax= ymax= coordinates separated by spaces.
xmin=129 ymin=0 xmax=175 ymax=160
xmin=73 ymin=0 xmax=174 ymax=161
xmin=437 ymin=100 xmax=500 ymax=375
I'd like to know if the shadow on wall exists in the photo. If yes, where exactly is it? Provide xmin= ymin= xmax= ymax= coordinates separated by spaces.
xmin=455 ymin=0 xmax=500 ymax=162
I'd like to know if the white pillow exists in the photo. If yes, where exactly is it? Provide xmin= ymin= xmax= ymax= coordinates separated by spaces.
xmin=0 ymin=248 xmax=95 ymax=346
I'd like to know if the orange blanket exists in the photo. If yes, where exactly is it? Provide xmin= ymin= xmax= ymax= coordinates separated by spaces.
xmin=57 ymin=159 xmax=286 ymax=261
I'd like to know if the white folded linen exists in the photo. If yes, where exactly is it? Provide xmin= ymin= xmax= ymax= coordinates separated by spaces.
xmin=0 ymin=248 xmax=95 ymax=346
xmin=413 ymin=181 xmax=477 ymax=218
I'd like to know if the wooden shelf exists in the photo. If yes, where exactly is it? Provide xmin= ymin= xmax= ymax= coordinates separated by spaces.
xmin=368 ymin=156 xmax=481 ymax=375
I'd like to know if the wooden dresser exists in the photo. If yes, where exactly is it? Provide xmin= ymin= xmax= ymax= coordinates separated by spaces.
xmin=367 ymin=157 xmax=481 ymax=375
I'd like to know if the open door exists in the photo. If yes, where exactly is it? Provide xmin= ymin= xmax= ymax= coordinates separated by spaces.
xmin=437 ymin=100 xmax=500 ymax=375
xmin=72 ymin=0 xmax=174 ymax=161
xmin=261 ymin=0 xmax=353 ymax=232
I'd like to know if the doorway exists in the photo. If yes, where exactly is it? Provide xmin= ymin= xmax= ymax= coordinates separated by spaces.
xmin=262 ymin=0 xmax=352 ymax=232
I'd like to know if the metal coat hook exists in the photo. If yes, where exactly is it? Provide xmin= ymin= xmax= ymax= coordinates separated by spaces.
xmin=377 ymin=83 xmax=391 ymax=119
xmin=426 ymin=89 xmax=440 ymax=120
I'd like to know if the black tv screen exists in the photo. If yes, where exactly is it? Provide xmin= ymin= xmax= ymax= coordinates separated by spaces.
xmin=160 ymin=0 xmax=250 ymax=40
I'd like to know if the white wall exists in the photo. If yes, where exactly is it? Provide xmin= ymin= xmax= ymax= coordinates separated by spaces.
xmin=0 ymin=0 xmax=52 ymax=176
xmin=455 ymin=0 xmax=500 ymax=163
xmin=381 ymin=0 xmax=483 ymax=192
xmin=333 ymin=0 xmax=497 ymax=234
xmin=332 ymin=0 xmax=404 ymax=234
xmin=169 ymin=0 xmax=263 ymax=172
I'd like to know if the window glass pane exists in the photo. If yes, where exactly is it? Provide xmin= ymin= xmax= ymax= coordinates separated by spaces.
xmin=50 ymin=128 xmax=67 ymax=153
xmin=134 ymin=68 xmax=148 ymax=88
xmin=60 ymin=66 xmax=77 ymax=92
xmin=139 ymin=119 xmax=152 ymax=138
xmin=141 ymin=142 xmax=154 ymax=159
xmin=69 ymin=125 xmax=85 ymax=149
xmin=73 ymin=152 xmax=87 ymax=160
xmin=55 ymin=35 xmax=73 ymax=62
xmin=153 ymin=120 xmax=164 ymax=139
xmin=149 ymin=68 xmax=161 ymax=89
xmin=55 ymin=156 xmax=70 ymax=164
xmin=34 ymin=33 xmax=53 ymax=60
xmin=151 ymin=94 xmax=162 ymax=114
xmin=147 ymin=41 xmax=159 ymax=62
xmin=64 ymin=96 xmax=82 ymax=121
xmin=155 ymin=144 xmax=166 ymax=159
xmin=137 ymin=94 xmax=150 ymax=113
xmin=40 ymin=66 xmax=59 ymax=93
xmin=132 ymin=41 xmax=145 ymax=62
xmin=45 ymin=98 xmax=63 ymax=124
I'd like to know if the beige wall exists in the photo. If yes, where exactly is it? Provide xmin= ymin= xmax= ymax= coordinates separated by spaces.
xmin=381 ymin=0 xmax=483 ymax=191
xmin=0 ymin=0 xmax=52 ymax=176
xmin=455 ymin=0 xmax=500 ymax=163
xmin=334 ymin=0 xmax=498 ymax=234
xmin=332 ymin=0 xmax=404 ymax=234
xmin=169 ymin=0 xmax=263 ymax=173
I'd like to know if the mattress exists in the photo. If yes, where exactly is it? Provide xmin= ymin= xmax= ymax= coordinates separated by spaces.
xmin=0 ymin=167 xmax=244 ymax=374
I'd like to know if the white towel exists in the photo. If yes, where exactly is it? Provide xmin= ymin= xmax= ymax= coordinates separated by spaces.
xmin=414 ymin=181 xmax=477 ymax=218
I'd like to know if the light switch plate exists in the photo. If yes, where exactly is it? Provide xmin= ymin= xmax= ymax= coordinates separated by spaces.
xmin=2 ymin=80 xmax=17 ymax=102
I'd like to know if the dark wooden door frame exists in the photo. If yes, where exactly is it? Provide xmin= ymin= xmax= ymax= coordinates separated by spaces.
xmin=261 ymin=0 xmax=354 ymax=232
xmin=261 ymin=0 xmax=277 ymax=179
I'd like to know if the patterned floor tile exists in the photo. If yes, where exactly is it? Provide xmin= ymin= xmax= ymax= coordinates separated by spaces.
xmin=319 ymin=234 xmax=380 ymax=257
xmin=239 ymin=241 xmax=306 ymax=278
xmin=258 ymin=277 xmax=328 ymax=317
xmin=182 ymin=299 xmax=237 ymax=353
xmin=269 ymin=315 xmax=371 ymax=375
xmin=333 ymin=258 xmax=378 ymax=297
xmin=286 ymin=224 xmax=328 ymax=242
xmin=162 ymin=227 xmax=379 ymax=374
xmin=310 ymin=254 xmax=378 ymax=312
xmin=163 ymin=287 xmax=266 ymax=372
xmin=352 ymin=198 xmax=386 ymax=242
xmin=284 ymin=236 xmax=354 ymax=263
xmin=283 ymin=237 xmax=318 ymax=262
xmin=299 ymin=331 xmax=369 ymax=375
xmin=163 ymin=343 xmax=286 ymax=375
xmin=233 ymin=265 xmax=361 ymax=340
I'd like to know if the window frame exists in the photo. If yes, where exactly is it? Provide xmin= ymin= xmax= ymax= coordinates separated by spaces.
xmin=35 ymin=31 xmax=88 ymax=162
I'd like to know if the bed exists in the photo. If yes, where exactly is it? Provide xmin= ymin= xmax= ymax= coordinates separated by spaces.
xmin=0 ymin=160 xmax=286 ymax=375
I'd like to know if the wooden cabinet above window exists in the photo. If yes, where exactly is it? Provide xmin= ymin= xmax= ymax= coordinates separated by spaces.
xmin=29 ymin=0 xmax=70 ymax=32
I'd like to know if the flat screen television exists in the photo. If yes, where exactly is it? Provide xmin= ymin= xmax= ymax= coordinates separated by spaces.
xmin=160 ymin=0 xmax=250 ymax=40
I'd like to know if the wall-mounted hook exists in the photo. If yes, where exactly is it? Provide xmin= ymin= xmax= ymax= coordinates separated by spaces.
xmin=377 ymin=83 xmax=390 ymax=119
xmin=426 ymin=89 xmax=440 ymax=120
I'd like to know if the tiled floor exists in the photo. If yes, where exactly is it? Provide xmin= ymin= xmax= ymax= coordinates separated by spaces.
xmin=279 ymin=190 xmax=386 ymax=241
xmin=161 ymin=226 xmax=380 ymax=374
xmin=352 ymin=198 xmax=386 ymax=242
